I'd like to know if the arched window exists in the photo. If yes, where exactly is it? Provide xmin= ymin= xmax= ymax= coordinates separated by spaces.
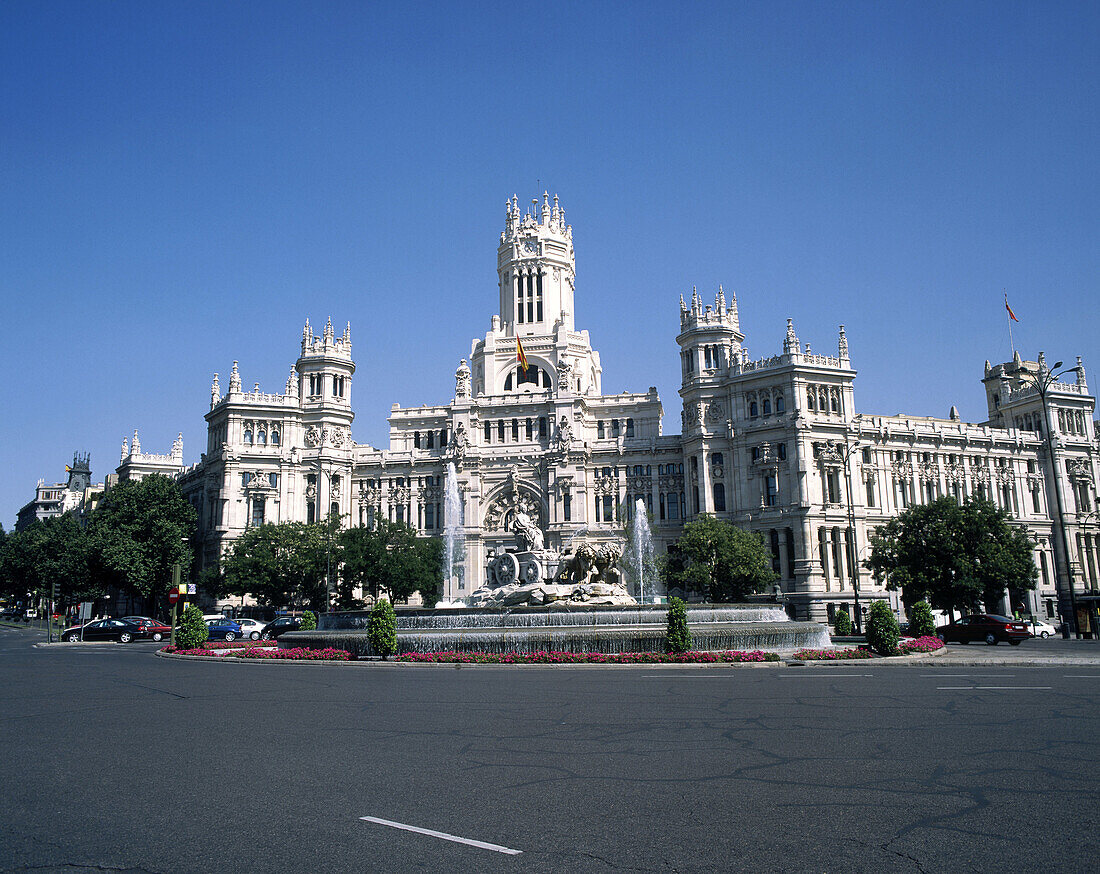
xmin=749 ymin=401 xmax=759 ymax=418
xmin=830 ymin=394 xmax=839 ymax=413
xmin=776 ymin=396 xmax=785 ymax=413
xmin=243 ymin=429 xmax=253 ymax=444
xmin=807 ymin=391 xmax=816 ymax=411
xmin=257 ymin=430 xmax=266 ymax=445
xmin=271 ymin=430 xmax=280 ymax=446
xmin=542 ymin=369 xmax=552 ymax=388
xmin=762 ymin=399 xmax=771 ymax=416
xmin=504 ymin=373 xmax=513 ymax=390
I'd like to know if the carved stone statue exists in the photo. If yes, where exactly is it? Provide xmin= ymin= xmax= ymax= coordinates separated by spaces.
xmin=511 ymin=510 xmax=544 ymax=552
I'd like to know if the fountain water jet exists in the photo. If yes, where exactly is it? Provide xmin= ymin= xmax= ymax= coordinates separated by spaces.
xmin=631 ymin=498 xmax=654 ymax=604
xmin=442 ymin=463 xmax=463 ymax=593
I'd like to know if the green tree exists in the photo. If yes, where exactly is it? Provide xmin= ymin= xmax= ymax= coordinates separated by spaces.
xmin=1 ymin=517 xmax=103 ymax=610
xmin=176 ymin=604 xmax=208 ymax=649
xmin=340 ymin=520 xmax=443 ymax=606
xmin=666 ymin=514 xmax=777 ymax=602
xmin=87 ymin=475 xmax=196 ymax=615
xmin=867 ymin=496 xmax=1038 ymax=617
xmin=222 ymin=521 xmax=330 ymax=611
xmin=833 ymin=610 xmax=852 ymax=636
xmin=300 ymin=610 xmax=317 ymax=630
xmin=368 ymin=598 xmax=397 ymax=659
xmin=908 ymin=600 xmax=936 ymax=638
xmin=666 ymin=597 xmax=692 ymax=653
xmin=866 ymin=600 xmax=901 ymax=656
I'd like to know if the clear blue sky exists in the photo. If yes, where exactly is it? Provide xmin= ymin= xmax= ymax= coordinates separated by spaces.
xmin=2 ymin=0 xmax=1097 ymax=526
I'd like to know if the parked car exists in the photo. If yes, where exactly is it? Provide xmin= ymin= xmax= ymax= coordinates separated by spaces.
xmin=1023 ymin=617 xmax=1058 ymax=638
xmin=0 ymin=606 xmax=23 ymax=621
xmin=205 ymin=617 xmax=243 ymax=641
xmin=122 ymin=616 xmax=172 ymax=642
xmin=260 ymin=616 xmax=302 ymax=640
xmin=61 ymin=618 xmax=142 ymax=643
xmin=936 ymin=614 xmax=1031 ymax=646
xmin=234 ymin=618 xmax=268 ymax=640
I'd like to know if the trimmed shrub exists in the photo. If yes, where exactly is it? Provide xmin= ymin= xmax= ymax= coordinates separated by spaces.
xmin=833 ymin=611 xmax=852 ymax=636
xmin=866 ymin=600 xmax=901 ymax=656
xmin=368 ymin=598 xmax=397 ymax=660
xmin=176 ymin=604 xmax=208 ymax=649
xmin=300 ymin=610 xmax=317 ymax=631
xmin=908 ymin=601 xmax=936 ymax=638
xmin=666 ymin=597 xmax=693 ymax=654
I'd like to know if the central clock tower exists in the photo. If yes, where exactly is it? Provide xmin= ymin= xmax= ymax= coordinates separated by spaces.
xmin=497 ymin=192 xmax=576 ymax=336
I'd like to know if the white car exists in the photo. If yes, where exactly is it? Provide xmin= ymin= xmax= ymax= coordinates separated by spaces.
xmin=1025 ymin=617 xmax=1058 ymax=638
xmin=234 ymin=618 xmax=268 ymax=640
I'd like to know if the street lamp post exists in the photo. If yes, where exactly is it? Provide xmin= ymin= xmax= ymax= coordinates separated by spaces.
xmin=1020 ymin=359 xmax=1080 ymax=638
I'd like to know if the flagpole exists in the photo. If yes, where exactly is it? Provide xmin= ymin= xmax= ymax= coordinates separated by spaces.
xmin=1004 ymin=289 xmax=1016 ymax=356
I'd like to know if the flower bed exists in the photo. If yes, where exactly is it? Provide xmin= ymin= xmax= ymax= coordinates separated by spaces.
xmin=199 ymin=640 xmax=276 ymax=650
xmin=162 ymin=644 xmax=350 ymax=660
xmin=394 ymin=650 xmax=781 ymax=664
xmin=897 ymin=635 xmax=945 ymax=654
xmin=791 ymin=647 xmax=874 ymax=660
xmin=793 ymin=635 xmax=945 ymax=661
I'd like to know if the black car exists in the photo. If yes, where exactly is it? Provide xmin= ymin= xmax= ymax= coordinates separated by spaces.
xmin=61 ymin=618 xmax=143 ymax=643
xmin=260 ymin=616 xmax=302 ymax=640
xmin=936 ymin=614 xmax=1031 ymax=646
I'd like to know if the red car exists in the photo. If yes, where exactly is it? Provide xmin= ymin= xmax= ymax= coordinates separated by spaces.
xmin=936 ymin=614 xmax=1031 ymax=646
xmin=122 ymin=616 xmax=172 ymax=642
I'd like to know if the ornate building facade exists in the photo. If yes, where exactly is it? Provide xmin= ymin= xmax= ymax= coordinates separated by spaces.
xmin=125 ymin=194 xmax=1097 ymax=626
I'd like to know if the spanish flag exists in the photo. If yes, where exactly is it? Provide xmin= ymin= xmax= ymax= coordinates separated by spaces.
xmin=516 ymin=336 xmax=529 ymax=370
xmin=1005 ymin=293 xmax=1019 ymax=322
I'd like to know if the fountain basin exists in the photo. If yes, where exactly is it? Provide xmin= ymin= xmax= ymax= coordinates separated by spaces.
xmin=285 ymin=604 xmax=831 ymax=658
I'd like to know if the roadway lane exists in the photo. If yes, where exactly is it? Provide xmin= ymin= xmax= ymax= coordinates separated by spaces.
xmin=2 ymin=625 xmax=1098 ymax=873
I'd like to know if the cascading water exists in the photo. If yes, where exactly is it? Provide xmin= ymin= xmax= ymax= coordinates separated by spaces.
xmin=443 ymin=463 xmax=463 ymax=593
xmin=631 ymin=498 xmax=654 ymax=604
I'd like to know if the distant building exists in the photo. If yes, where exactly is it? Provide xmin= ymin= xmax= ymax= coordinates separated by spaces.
xmin=115 ymin=194 xmax=1097 ymax=626
xmin=15 ymin=453 xmax=103 ymax=531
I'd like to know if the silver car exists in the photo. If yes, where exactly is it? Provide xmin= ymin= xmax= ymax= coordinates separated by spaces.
xmin=234 ymin=618 xmax=268 ymax=640
xmin=1025 ymin=617 xmax=1058 ymax=638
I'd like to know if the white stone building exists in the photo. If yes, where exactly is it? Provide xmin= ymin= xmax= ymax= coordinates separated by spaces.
xmin=15 ymin=453 xmax=102 ymax=531
xmin=124 ymin=194 xmax=1097 ymax=627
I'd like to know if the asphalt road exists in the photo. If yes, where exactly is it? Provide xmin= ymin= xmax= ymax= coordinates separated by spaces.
xmin=2 ymin=625 xmax=1098 ymax=873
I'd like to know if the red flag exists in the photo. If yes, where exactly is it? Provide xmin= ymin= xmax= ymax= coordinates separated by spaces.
xmin=516 ymin=337 xmax=529 ymax=370
xmin=1005 ymin=294 xmax=1019 ymax=322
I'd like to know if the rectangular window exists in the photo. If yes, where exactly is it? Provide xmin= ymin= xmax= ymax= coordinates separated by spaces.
xmin=563 ymin=492 xmax=571 ymax=522
xmin=1032 ymin=488 xmax=1041 ymax=513
xmin=525 ymin=418 xmax=533 ymax=440
xmin=498 ymin=421 xmax=505 ymax=442
xmin=484 ymin=422 xmax=491 ymax=443
xmin=251 ymin=498 xmax=265 ymax=527
xmin=597 ymin=421 xmax=605 ymax=439
xmin=425 ymin=503 xmax=435 ymax=530
xmin=601 ymin=495 xmax=614 ymax=522
xmin=539 ymin=417 xmax=548 ymax=439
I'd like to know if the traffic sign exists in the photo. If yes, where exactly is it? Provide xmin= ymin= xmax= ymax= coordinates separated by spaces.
xmin=168 ymin=592 xmax=180 ymax=604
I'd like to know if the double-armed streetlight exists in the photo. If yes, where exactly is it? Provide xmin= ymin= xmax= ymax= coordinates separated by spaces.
xmin=1018 ymin=359 xmax=1080 ymax=638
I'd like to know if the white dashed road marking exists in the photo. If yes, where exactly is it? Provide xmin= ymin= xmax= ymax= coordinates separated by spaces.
xmin=936 ymin=686 xmax=1052 ymax=691
xmin=359 ymin=816 xmax=522 ymax=855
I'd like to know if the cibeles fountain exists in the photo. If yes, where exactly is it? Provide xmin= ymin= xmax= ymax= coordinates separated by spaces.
xmin=295 ymin=475 xmax=831 ymax=657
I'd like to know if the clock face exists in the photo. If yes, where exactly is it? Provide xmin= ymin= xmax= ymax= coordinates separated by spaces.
xmin=522 ymin=239 xmax=538 ymax=255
